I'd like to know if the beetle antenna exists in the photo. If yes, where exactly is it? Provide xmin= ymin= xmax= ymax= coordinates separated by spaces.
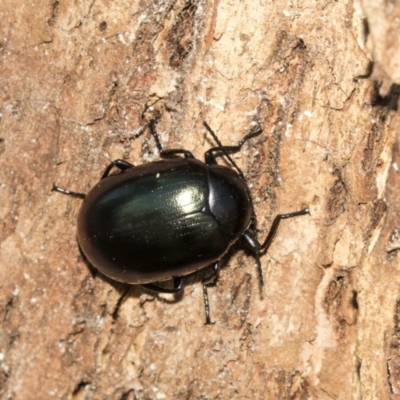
xmin=203 ymin=121 xmax=246 ymax=178
xmin=203 ymin=122 xmax=263 ymax=180
xmin=149 ymin=119 xmax=163 ymax=153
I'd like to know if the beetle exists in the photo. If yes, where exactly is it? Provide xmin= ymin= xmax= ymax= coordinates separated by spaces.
xmin=53 ymin=119 xmax=309 ymax=324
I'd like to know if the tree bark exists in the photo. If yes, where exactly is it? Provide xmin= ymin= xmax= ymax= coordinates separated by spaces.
xmin=1 ymin=0 xmax=399 ymax=399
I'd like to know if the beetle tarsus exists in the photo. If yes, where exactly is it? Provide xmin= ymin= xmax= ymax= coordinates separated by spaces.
xmin=149 ymin=119 xmax=163 ymax=153
xmin=201 ymin=263 xmax=219 ymax=324
xmin=52 ymin=183 xmax=86 ymax=199
xmin=242 ymin=231 xmax=264 ymax=288
xmin=255 ymin=254 xmax=264 ymax=290
xmin=260 ymin=207 xmax=310 ymax=250
xmin=242 ymin=207 xmax=310 ymax=291
xmin=202 ymin=283 xmax=214 ymax=325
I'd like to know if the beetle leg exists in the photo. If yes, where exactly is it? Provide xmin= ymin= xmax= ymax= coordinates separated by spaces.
xmin=202 ymin=263 xmax=219 ymax=325
xmin=202 ymin=284 xmax=212 ymax=325
xmin=204 ymin=145 xmax=244 ymax=166
xmin=160 ymin=149 xmax=195 ymax=159
xmin=241 ymin=230 xmax=264 ymax=289
xmin=52 ymin=183 xmax=86 ymax=199
xmin=100 ymin=159 xmax=134 ymax=180
xmin=53 ymin=160 xmax=134 ymax=198
xmin=242 ymin=207 xmax=310 ymax=289
xmin=258 ymin=208 xmax=310 ymax=251
xmin=53 ymin=159 xmax=134 ymax=198
xmin=149 ymin=120 xmax=195 ymax=158
xmin=203 ymin=122 xmax=262 ymax=177
xmin=140 ymin=276 xmax=184 ymax=294
xmin=149 ymin=119 xmax=164 ymax=153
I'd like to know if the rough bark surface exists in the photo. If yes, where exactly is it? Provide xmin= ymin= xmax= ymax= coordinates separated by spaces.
xmin=1 ymin=0 xmax=399 ymax=399
xmin=361 ymin=0 xmax=400 ymax=93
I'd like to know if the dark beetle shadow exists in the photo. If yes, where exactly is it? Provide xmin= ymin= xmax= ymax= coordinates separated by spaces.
xmin=371 ymin=82 xmax=400 ymax=112
xmin=76 ymin=243 xmax=242 ymax=321
xmin=77 ymin=246 xmax=183 ymax=295
xmin=76 ymin=245 xmax=212 ymax=319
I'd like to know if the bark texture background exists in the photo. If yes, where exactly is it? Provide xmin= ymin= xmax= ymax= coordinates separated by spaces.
xmin=1 ymin=0 xmax=400 ymax=399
